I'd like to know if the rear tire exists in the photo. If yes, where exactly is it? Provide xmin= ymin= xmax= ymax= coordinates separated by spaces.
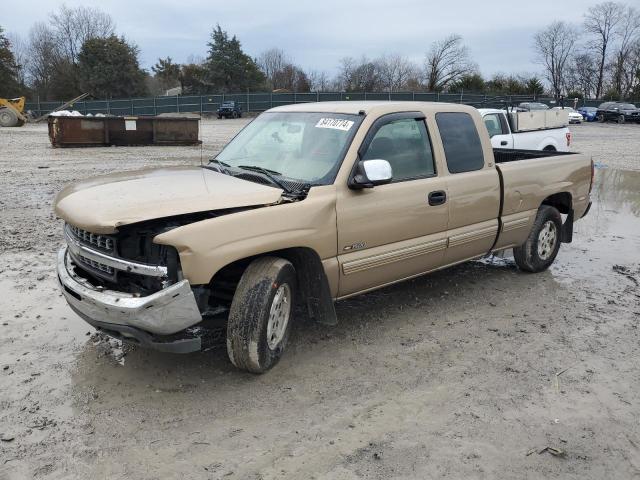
xmin=513 ymin=206 xmax=562 ymax=273
xmin=597 ymin=114 xmax=605 ymax=123
xmin=0 ymin=108 xmax=19 ymax=127
xmin=226 ymin=257 xmax=296 ymax=373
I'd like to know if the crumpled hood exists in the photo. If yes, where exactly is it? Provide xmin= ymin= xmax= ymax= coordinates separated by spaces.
xmin=54 ymin=166 xmax=283 ymax=234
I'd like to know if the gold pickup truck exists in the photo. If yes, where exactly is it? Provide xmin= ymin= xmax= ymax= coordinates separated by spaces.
xmin=55 ymin=102 xmax=593 ymax=372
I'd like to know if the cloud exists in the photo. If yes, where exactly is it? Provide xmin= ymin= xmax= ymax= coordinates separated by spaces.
xmin=7 ymin=0 xmax=596 ymax=76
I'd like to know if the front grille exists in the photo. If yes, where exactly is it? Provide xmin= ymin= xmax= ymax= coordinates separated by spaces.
xmin=77 ymin=254 xmax=114 ymax=275
xmin=67 ymin=224 xmax=114 ymax=251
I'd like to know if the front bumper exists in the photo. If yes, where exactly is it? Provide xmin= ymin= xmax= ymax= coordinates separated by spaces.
xmin=57 ymin=247 xmax=203 ymax=352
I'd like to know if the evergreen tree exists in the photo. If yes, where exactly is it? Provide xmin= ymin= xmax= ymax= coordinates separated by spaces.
xmin=78 ymin=35 xmax=147 ymax=98
xmin=205 ymin=25 xmax=265 ymax=92
xmin=0 ymin=26 xmax=22 ymax=97
xmin=180 ymin=63 xmax=208 ymax=94
xmin=152 ymin=57 xmax=181 ymax=92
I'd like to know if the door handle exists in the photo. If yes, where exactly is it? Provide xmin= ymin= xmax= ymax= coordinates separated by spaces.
xmin=500 ymin=140 xmax=508 ymax=146
xmin=428 ymin=190 xmax=447 ymax=206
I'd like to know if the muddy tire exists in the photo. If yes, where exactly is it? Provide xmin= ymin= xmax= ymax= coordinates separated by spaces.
xmin=226 ymin=257 xmax=296 ymax=373
xmin=0 ymin=108 xmax=19 ymax=127
xmin=513 ymin=206 xmax=562 ymax=273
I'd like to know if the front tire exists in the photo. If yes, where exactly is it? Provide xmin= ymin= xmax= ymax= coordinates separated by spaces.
xmin=0 ymin=108 xmax=19 ymax=127
xmin=618 ymin=114 xmax=625 ymax=124
xmin=226 ymin=257 xmax=296 ymax=373
xmin=513 ymin=206 xmax=562 ymax=273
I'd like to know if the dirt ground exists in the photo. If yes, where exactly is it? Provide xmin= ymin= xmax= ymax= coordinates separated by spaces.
xmin=0 ymin=118 xmax=639 ymax=479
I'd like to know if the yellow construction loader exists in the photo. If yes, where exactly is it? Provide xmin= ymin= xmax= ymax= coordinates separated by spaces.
xmin=0 ymin=97 xmax=28 ymax=127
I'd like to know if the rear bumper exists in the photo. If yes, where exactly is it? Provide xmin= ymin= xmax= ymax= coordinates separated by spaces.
xmin=57 ymin=247 xmax=204 ymax=352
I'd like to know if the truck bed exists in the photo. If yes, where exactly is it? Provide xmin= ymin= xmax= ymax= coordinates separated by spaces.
xmin=493 ymin=148 xmax=573 ymax=164
xmin=491 ymin=150 xmax=592 ymax=251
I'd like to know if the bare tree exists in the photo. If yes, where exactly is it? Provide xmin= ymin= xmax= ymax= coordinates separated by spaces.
xmin=337 ymin=56 xmax=382 ymax=92
xmin=6 ymin=32 xmax=29 ymax=86
xmin=308 ymin=70 xmax=330 ymax=91
xmin=376 ymin=54 xmax=417 ymax=92
xmin=584 ymin=2 xmax=625 ymax=98
xmin=51 ymin=4 xmax=115 ymax=64
xmin=424 ymin=35 xmax=476 ymax=91
xmin=25 ymin=22 xmax=58 ymax=98
xmin=620 ymin=39 xmax=640 ymax=97
xmin=257 ymin=48 xmax=289 ymax=89
xmin=566 ymin=52 xmax=599 ymax=98
xmin=534 ymin=21 xmax=577 ymax=99
xmin=611 ymin=6 xmax=640 ymax=97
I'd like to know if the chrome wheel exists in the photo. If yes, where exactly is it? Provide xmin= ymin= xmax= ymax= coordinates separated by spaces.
xmin=537 ymin=220 xmax=557 ymax=260
xmin=266 ymin=283 xmax=291 ymax=349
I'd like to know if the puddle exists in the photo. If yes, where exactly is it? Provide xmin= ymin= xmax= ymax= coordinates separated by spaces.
xmin=551 ymin=168 xmax=640 ymax=285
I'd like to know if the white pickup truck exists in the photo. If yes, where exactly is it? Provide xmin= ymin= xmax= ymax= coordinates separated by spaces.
xmin=478 ymin=108 xmax=571 ymax=152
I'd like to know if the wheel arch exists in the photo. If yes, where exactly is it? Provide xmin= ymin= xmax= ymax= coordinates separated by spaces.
xmin=541 ymin=192 xmax=573 ymax=242
xmin=207 ymin=246 xmax=337 ymax=326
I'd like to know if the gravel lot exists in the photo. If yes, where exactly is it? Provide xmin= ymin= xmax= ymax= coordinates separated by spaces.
xmin=0 ymin=118 xmax=639 ymax=479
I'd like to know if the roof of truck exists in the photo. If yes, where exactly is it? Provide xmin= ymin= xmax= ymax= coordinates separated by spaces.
xmin=268 ymin=101 xmax=475 ymax=116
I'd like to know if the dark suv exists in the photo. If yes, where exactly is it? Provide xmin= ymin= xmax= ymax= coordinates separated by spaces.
xmin=217 ymin=101 xmax=242 ymax=119
xmin=596 ymin=102 xmax=640 ymax=124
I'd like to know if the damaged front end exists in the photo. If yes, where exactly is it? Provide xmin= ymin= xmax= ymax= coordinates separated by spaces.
xmin=57 ymin=215 xmax=225 ymax=353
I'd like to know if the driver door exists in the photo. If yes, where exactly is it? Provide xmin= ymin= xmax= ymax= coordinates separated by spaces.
xmin=336 ymin=113 xmax=449 ymax=297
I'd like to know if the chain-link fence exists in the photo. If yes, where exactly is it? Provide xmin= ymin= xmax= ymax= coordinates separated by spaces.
xmin=25 ymin=91 xmax=605 ymax=117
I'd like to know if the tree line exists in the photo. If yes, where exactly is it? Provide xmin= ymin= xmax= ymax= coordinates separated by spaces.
xmin=1 ymin=2 xmax=638 ymax=102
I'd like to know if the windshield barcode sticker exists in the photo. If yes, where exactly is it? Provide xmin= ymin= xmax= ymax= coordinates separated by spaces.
xmin=315 ymin=118 xmax=354 ymax=131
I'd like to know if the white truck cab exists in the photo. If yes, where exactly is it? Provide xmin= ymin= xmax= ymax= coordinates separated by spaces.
xmin=478 ymin=108 xmax=571 ymax=152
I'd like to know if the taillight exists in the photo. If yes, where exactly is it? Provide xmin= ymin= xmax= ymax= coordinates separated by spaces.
xmin=589 ymin=158 xmax=594 ymax=194
xmin=566 ymin=132 xmax=571 ymax=146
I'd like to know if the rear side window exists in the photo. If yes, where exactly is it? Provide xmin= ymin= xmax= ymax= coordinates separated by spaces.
xmin=436 ymin=112 xmax=485 ymax=174
xmin=483 ymin=114 xmax=503 ymax=137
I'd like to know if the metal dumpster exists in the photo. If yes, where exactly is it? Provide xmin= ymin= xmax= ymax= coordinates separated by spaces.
xmin=48 ymin=116 xmax=201 ymax=147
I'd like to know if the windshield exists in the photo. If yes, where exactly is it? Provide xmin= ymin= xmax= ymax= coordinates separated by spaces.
xmin=215 ymin=112 xmax=362 ymax=185
xmin=619 ymin=103 xmax=636 ymax=109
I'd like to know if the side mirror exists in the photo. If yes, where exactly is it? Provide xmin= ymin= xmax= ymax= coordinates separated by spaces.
xmin=349 ymin=159 xmax=393 ymax=189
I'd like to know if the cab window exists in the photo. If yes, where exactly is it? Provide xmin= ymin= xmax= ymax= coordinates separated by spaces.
xmin=361 ymin=118 xmax=435 ymax=181
xmin=436 ymin=112 xmax=485 ymax=174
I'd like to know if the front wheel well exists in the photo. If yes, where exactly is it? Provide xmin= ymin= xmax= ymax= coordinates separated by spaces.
xmin=203 ymin=247 xmax=337 ymax=325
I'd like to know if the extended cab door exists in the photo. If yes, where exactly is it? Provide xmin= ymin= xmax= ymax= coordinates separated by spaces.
xmin=435 ymin=112 xmax=501 ymax=265
xmin=336 ymin=112 xmax=449 ymax=297
xmin=483 ymin=112 xmax=513 ymax=149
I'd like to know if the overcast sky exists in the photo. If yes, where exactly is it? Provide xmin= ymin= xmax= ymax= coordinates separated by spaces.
xmin=8 ymin=0 xmax=601 ymax=77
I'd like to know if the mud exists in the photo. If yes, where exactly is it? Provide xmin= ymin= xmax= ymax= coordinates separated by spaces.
xmin=1 ymin=120 xmax=639 ymax=479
